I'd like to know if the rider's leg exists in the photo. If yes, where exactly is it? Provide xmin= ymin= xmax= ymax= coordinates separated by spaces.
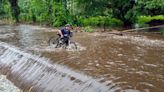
xmin=64 ymin=37 xmax=69 ymax=46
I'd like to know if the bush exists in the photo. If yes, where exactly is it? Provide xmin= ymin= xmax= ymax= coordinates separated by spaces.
xmin=80 ymin=16 xmax=123 ymax=27
xmin=137 ymin=15 xmax=164 ymax=27
xmin=52 ymin=18 xmax=63 ymax=27
xmin=160 ymin=28 xmax=164 ymax=34
xmin=83 ymin=26 xmax=94 ymax=32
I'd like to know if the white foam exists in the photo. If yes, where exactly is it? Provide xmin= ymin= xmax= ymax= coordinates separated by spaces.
xmin=26 ymin=42 xmax=86 ymax=52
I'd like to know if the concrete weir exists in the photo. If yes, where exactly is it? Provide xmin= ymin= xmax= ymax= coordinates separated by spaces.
xmin=0 ymin=42 xmax=111 ymax=92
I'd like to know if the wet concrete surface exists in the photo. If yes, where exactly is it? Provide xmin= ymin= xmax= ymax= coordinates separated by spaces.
xmin=0 ymin=74 xmax=22 ymax=92
xmin=0 ymin=24 xmax=164 ymax=92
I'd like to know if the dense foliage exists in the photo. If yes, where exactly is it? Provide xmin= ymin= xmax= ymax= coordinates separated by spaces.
xmin=137 ymin=15 xmax=164 ymax=27
xmin=0 ymin=0 xmax=164 ymax=27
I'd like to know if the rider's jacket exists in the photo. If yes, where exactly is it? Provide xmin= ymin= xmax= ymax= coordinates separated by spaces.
xmin=60 ymin=28 xmax=71 ymax=37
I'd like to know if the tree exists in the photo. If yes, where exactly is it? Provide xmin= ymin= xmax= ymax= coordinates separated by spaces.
xmin=8 ymin=0 xmax=20 ymax=22
xmin=137 ymin=0 xmax=164 ymax=15
xmin=109 ymin=0 xmax=137 ymax=26
xmin=0 ymin=0 xmax=163 ymax=27
xmin=75 ymin=0 xmax=138 ymax=26
xmin=75 ymin=0 xmax=110 ymax=16
xmin=0 ymin=0 xmax=4 ymax=17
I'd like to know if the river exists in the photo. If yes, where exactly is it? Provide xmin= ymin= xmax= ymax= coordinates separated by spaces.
xmin=0 ymin=24 xmax=164 ymax=92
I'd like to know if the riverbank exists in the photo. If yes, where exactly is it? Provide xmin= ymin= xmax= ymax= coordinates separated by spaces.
xmin=0 ymin=19 xmax=164 ymax=33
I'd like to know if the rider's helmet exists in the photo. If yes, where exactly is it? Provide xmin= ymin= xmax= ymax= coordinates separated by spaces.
xmin=65 ymin=24 xmax=71 ymax=27
xmin=65 ymin=24 xmax=73 ymax=30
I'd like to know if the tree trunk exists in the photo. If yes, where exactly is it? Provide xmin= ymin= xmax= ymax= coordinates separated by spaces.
xmin=8 ymin=0 xmax=20 ymax=23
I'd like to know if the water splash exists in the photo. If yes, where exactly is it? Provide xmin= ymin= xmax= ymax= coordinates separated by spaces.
xmin=26 ymin=42 xmax=86 ymax=52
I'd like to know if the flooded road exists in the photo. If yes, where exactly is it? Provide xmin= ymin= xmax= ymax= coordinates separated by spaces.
xmin=0 ymin=25 xmax=164 ymax=92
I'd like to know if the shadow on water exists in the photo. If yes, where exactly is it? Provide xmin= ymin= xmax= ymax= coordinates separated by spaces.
xmin=0 ymin=24 xmax=164 ymax=92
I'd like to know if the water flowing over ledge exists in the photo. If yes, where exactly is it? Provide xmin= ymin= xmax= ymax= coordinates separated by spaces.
xmin=0 ymin=42 xmax=116 ymax=92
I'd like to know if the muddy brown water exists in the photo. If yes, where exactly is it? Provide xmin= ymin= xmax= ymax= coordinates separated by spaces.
xmin=0 ymin=25 xmax=164 ymax=92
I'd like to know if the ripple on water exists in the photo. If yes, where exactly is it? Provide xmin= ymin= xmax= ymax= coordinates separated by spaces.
xmin=0 ymin=33 xmax=15 ymax=39
xmin=110 ymin=34 xmax=164 ymax=48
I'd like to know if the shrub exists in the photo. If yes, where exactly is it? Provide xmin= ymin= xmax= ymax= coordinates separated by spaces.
xmin=137 ymin=15 xmax=164 ymax=27
xmin=83 ymin=26 xmax=94 ymax=32
xmin=160 ymin=28 xmax=164 ymax=34
xmin=80 ymin=16 xmax=123 ymax=27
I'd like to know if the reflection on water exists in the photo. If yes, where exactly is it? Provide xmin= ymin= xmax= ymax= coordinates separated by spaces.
xmin=0 ymin=24 xmax=164 ymax=92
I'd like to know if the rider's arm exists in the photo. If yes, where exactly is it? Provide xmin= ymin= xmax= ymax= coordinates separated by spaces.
xmin=58 ymin=30 xmax=64 ymax=38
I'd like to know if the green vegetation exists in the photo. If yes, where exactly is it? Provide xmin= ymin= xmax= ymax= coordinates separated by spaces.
xmin=83 ymin=26 xmax=94 ymax=33
xmin=137 ymin=15 xmax=164 ymax=27
xmin=160 ymin=28 xmax=164 ymax=34
xmin=0 ymin=0 xmax=12 ymax=19
xmin=0 ymin=0 xmax=164 ymax=28
xmin=80 ymin=16 xmax=123 ymax=27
